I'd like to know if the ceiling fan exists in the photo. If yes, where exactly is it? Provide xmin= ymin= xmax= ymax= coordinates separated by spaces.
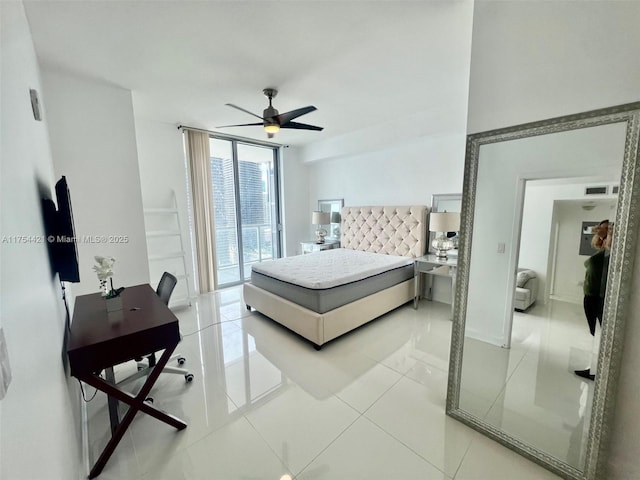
xmin=218 ymin=88 xmax=323 ymax=138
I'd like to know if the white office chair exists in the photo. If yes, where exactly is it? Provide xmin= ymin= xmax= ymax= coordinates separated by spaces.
xmin=117 ymin=272 xmax=193 ymax=387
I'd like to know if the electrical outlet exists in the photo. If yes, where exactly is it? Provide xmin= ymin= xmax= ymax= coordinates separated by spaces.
xmin=497 ymin=242 xmax=506 ymax=253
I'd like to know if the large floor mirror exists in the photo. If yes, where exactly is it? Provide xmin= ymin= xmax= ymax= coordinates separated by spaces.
xmin=447 ymin=103 xmax=640 ymax=480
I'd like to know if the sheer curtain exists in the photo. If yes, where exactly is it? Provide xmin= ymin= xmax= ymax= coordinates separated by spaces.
xmin=185 ymin=129 xmax=217 ymax=292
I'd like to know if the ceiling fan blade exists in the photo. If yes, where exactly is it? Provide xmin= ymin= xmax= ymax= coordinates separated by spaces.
xmin=216 ymin=122 xmax=264 ymax=128
xmin=276 ymin=106 xmax=317 ymax=124
xmin=225 ymin=103 xmax=265 ymax=121
xmin=280 ymin=121 xmax=323 ymax=131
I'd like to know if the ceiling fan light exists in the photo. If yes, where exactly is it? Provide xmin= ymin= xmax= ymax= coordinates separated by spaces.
xmin=264 ymin=123 xmax=280 ymax=134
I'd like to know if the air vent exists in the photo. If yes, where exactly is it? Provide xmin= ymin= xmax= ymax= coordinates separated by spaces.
xmin=585 ymin=186 xmax=608 ymax=195
xmin=611 ymin=185 xmax=619 ymax=194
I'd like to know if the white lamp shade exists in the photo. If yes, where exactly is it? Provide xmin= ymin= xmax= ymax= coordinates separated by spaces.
xmin=312 ymin=211 xmax=331 ymax=225
xmin=429 ymin=212 xmax=460 ymax=232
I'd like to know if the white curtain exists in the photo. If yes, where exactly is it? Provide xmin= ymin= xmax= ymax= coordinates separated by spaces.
xmin=185 ymin=129 xmax=217 ymax=293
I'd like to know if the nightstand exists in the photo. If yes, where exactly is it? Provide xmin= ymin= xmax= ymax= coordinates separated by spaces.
xmin=300 ymin=240 xmax=340 ymax=254
xmin=414 ymin=254 xmax=457 ymax=317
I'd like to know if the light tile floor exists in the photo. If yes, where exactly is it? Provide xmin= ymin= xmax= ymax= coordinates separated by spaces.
xmin=84 ymin=287 xmax=562 ymax=479
xmin=460 ymin=300 xmax=595 ymax=470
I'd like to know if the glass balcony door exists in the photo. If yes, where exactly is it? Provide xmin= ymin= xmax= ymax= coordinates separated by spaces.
xmin=209 ymin=137 xmax=280 ymax=288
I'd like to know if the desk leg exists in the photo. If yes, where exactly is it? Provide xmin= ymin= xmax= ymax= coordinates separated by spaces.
xmin=103 ymin=367 xmax=119 ymax=434
xmin=80 ymin=345 xmax=187 ymax=479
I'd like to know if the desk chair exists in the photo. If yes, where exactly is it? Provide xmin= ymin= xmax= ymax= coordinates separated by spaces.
xmin=117 ymin=272 xmax=193 ymax=387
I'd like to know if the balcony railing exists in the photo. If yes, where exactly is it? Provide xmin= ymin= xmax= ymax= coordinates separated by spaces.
xmin=215 ymin=223 xmax=274 ymax=285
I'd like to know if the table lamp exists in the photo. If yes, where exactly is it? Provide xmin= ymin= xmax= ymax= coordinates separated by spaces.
xmin=312 ymin=211 xmax=331 ymax=243
xmin=429 ymin=212 xmax=460 ymax=258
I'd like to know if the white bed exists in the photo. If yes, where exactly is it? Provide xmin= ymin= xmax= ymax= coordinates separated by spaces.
xmin=243 ymin=205 xmax=428 ymax=349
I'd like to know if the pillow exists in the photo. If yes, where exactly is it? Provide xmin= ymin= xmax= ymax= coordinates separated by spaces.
xmin=516 ymin=270 xmax=535 ymax=288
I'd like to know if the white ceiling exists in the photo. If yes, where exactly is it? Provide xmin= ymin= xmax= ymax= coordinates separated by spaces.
xmin=24 ymin=0 xmax=473 ymax=146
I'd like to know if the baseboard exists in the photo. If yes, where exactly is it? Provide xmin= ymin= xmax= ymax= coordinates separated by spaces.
xmin=549 ymin=294 xmax=582 ymax=305
xmin=464 ymin=326 xmax=507 ymax=348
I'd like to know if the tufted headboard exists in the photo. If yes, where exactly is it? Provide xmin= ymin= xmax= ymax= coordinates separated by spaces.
xmin=340 ymin=206 xmax=428 ymax=258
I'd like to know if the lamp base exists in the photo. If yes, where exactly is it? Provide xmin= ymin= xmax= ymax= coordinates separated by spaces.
xmin=434 ymin=249 xmax=449 ymax=259
xmin=432 ymin=234 xmax=453 ymax=259
xmin=315 ymin=228 xmax=327 ymax=244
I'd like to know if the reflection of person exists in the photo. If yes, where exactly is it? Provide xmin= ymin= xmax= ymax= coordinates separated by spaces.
xmin=575 ymin=220 xmax=610 ymax=381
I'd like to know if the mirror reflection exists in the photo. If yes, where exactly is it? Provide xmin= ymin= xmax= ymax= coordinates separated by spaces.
xmin=430 ymin=193 xmax=462 ymax=256
xmin=460 ymin=176 xmax=619 ymax=469
xmin=448 ymin=103 xmax=640 ymax=480
xmin=318 ymin=198 xmax=344 ymax=240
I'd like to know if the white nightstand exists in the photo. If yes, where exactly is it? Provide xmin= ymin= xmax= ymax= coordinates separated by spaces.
xmin=300 ymin=240 xmax=340 ymax=254
xmin=414 ymin=254 xmax=457 ymax=317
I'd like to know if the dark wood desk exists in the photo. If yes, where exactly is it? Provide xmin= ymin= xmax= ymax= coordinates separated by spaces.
xmin=68 ymin=284 xmax=187 ymax=478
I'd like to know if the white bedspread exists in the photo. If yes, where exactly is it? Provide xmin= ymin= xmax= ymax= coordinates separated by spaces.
xmin=251 ymin=248 xmax=414 ymax=289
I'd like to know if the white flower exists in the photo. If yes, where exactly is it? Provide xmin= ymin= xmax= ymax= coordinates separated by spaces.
xmin=93 ymin=256 xmax=115 ymax=281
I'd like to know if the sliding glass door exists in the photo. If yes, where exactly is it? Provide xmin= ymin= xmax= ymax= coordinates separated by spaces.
xmin=209 ymin=137 xmax=280 ymax=287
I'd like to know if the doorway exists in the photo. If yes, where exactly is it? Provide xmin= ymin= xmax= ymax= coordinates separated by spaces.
xmin=209 ymin=137 xmax=281 ymax=287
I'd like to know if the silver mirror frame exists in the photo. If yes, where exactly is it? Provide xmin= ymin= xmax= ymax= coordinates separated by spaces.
xmin=446 ymin=102 xmax=640 ymax=480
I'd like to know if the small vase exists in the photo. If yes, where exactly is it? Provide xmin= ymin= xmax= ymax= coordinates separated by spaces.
xmin=105 ymin=296 xmax=122 ymax=312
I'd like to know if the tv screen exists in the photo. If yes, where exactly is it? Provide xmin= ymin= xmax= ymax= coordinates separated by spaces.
xmin=53 ymin=176 xmax=80 ymax=283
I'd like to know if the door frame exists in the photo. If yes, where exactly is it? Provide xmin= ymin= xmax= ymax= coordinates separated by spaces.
xmin=209 ymin=134 xmax=282 ymax=288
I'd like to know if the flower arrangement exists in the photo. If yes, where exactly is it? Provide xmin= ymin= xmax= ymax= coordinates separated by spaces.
xmin=93 ymin=256 xmax=118 ymax=298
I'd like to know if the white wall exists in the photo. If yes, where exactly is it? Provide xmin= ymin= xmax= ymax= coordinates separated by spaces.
xmin=467 ymin=1 xmax=640 ymax=477
xmin=134 ymin=118 xmax=195 ymax=298
xmin=43 ymin=70 xmax=149 ymax=295
xmin=550 ymin=200 xmax=616 ymax=303
xmin=468 ymin=1 xmax=640 ymax=134
xmin=519 ymin=183 xmax=618 ymax=304
xmin=306 ymin=132 xmax=467 ymax=208
xmin=280 ymin=147 xmax=311 ymax=257
xmin=0 ymin=2 xmax=82 ymax=478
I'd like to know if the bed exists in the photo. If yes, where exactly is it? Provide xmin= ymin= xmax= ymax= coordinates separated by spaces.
xmin=243 ymin=205 xmax=428 ymax=349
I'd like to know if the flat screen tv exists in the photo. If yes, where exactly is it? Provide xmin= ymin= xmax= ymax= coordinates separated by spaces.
xmin=52 ymin=176 xmax=80 ymax=283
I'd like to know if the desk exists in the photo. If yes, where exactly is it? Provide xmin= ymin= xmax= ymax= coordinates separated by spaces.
xmin=68 ymin=284 xmax=187 ymax=478
xmin=414 ymin=254 xmax=457 ymax=316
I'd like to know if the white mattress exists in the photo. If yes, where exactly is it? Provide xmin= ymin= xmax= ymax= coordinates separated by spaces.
xmin=250 ymin=248 xmax=414 ymax=289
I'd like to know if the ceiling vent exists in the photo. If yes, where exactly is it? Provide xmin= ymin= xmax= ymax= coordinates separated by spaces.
xmin=585 ymin=185 xmax=608 ymax=196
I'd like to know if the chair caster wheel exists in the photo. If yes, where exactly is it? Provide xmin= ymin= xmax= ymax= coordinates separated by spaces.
xmin=177 ymin=356 xmax=186 ymax=366
xmin=145 ymin=397 xmax=154 ymax=404
xmin=185 ymin=373 xmax=194 ymax=383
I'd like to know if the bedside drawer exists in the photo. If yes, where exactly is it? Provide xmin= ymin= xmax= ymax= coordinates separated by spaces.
xmin=300 ymin=241 xmax=339 ymax=254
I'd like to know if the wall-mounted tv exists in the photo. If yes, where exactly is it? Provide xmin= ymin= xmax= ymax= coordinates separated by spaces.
xmin=45 ymin=176 xmax=80 ymax=283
